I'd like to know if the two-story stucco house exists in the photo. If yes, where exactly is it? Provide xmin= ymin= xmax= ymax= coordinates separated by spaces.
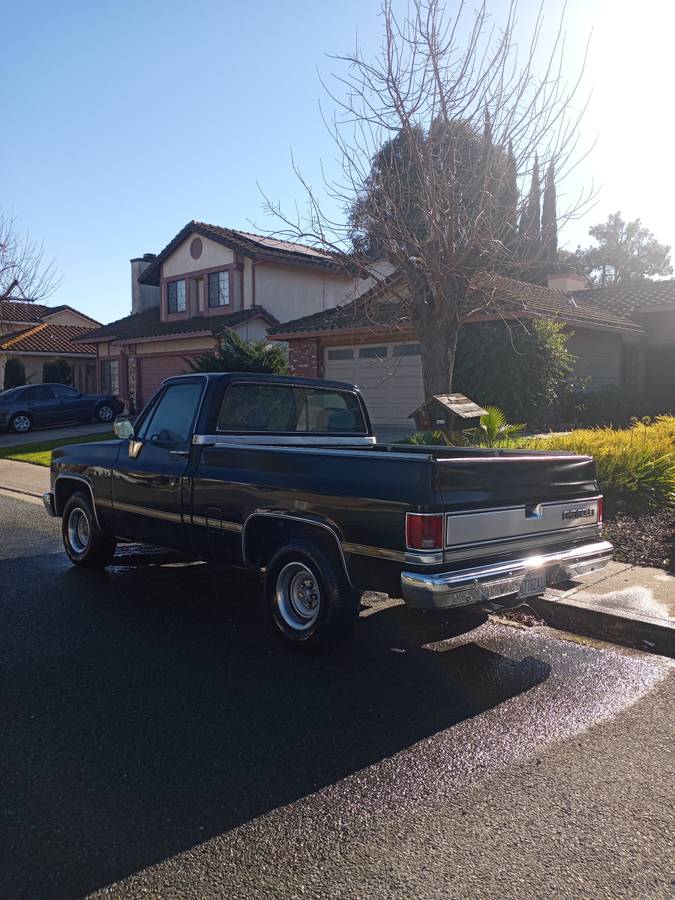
xmin=0 ymin=300 xmax=100 ymax=392
xmin=81 ymin=221 xmax=365 ymax=410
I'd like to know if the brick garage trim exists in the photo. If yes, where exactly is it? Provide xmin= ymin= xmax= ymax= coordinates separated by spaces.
xmin=288 ymin=337 xmax=321 ymax=378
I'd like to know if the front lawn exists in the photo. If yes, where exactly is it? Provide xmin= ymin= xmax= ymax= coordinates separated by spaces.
xmin=0 ymin=432 xmax=114 ymax=467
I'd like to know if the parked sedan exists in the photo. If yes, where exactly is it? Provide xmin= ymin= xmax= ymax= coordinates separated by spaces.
xmin=0 ymin=384 xmax=124 ymax=434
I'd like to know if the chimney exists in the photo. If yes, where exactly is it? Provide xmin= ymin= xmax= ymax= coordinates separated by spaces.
xmin=547 ymin=271 xmax=588 ymax=292
xmin=130 ymin=253 xmax=160 ymax=314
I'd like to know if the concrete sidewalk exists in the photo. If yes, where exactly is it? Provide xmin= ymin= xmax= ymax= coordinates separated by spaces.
xmin=0 ymin=422 xmax=110 ymax=450
xmin=531 ymin=562 xmax=675 ymax=657
xmin=0 ymin=458 xmax=50 ymax=498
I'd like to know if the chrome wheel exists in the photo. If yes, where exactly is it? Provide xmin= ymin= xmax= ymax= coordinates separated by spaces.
xmin=98 ymin=405 xmax=114 ymax=422
xmin=67 ymin=507 xmax=91 ymax=555
xmin=12 ymin=414 xmax=31 ymax=434
xmin=275 ymin=562 xmax=322 ymax=631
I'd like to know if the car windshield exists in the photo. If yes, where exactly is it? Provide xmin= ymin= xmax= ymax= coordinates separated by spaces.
xmin=0 ymin=388 xmax=21 ymax=400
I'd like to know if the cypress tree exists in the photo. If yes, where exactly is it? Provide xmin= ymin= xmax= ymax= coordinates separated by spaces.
xmin=523 ymin=155 xmax=541 ymax=242
xmin=541 ymin=160 xmax=558 ymax=262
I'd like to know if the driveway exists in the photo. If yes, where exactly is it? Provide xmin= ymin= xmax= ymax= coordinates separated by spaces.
xmin=0 ymin=421 xmax=111 ymax=448
xmin=1 ymin=493 xmax=673 ymax=899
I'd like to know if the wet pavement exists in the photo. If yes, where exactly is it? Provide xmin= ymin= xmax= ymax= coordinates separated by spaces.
xmin=1 ymin=494 xmax=673 ymax=899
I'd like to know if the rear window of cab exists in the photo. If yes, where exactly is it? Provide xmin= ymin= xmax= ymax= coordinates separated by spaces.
xmin=216 ymin=383 xmax=367 ymax=434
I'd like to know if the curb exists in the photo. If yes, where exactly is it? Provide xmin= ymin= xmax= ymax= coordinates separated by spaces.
xmin=529 ymin=595 xmax=675 ymax=659
xmin=0 ymin=484 xmax=43 ymax=501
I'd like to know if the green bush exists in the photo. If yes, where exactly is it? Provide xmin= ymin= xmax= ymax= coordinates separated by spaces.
xmin=465 ymin=406 xmax=524 ymax=448
xmin=42 ymin=358 xmax=72 ymax=384
xmin=557 ymin=384 xmax=650 ymax=428
xmin=397 ymin=430 xmax=446 ymax=445
xmin=188 ymin=331 xmax=288 ymax=375
xmin=524 ymin=416 xmax=675 ymax=513
xmin=453 ymin=319 xmax=576 ymax=426
xmin=3 ymin=357 xmax=26 ymax=389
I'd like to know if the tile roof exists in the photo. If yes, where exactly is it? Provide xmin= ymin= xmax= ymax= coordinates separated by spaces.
xmin=269 ymin=271 xmax=645 ymax=337
xmin=79 ymin=305 xmax=278 ymax=343
xmin=0 ymin=323 xmax=97 ymax=355
xmin=0 ymin=299 xmax=100 ymax=326
xmin=0 ymin=300 xmax=61 ymax=323
xmin=571 ymin=280 xmax=675 ymax=316
xmin=138 ymin=221 xmax=350 ymax=286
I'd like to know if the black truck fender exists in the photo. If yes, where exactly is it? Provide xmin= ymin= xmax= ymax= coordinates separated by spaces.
xmin=53 ymin=474 xmax=101 ymax=527
xmin=241 ymin=510 xmax=357 ymax=589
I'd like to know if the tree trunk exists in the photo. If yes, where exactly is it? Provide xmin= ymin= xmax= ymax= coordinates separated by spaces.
xmin=412 ymin=275 xmax=465 ymax=444
xmin=414 ymin=277 xmax=464 ymax=399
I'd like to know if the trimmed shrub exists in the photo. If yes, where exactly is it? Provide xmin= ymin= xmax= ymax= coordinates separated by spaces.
xmin=3 ymin=357 xmax=26 ymax=389
xmin=453 ymin=319 xmax=576 ymax=426
xmin=42 ymin=358 xmax=72 ymax=384
xmin=524 ymin=416 xmax=675 ymax=513
xmin=557 ymin=384 xmax=650 ymax=428
xmin=398 ymin=430 xmax=446 ymax=445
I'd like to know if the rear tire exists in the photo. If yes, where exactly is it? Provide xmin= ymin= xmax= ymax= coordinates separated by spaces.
xmin=10 ymin=413 xmax=32 ymax=435
xmin=96 ymin=403 xmax=115 ymax=423
xmin=61 ymin=491 xmax=116 ymax=568
xmin=265 ymin=539 xmax=361 ymax=650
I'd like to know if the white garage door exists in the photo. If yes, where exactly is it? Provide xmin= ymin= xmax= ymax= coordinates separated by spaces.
xmin=323 ymin=341 xmax=424 ymax=426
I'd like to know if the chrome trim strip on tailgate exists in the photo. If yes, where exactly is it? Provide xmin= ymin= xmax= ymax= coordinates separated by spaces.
xmin=401 ymin=540 xmax=613 ymax=610
xmin=445 ymin=497 xmax=601 ymax=547
xmin=443 ymin=523 xmax=602 ymax=563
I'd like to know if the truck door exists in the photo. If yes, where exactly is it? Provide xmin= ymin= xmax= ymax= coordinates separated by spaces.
xmin=111 ymin=379 xmax=204 ymax=548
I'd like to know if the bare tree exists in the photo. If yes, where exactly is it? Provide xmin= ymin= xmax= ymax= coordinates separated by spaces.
xmin=263 ymin=0 xmax=592 ymax=400
xmin=0 ymin=213 xmax=59 ymax=303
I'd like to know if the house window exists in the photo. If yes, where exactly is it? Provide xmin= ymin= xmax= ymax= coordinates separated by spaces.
xmin=100 ymin=359 xmax=119 ymax=395
xmin=208 ymin=271 xmax=230 ymax=308
xmin=326 ymin=348 xmax=354 ymax=360
xmin=393 ymin=343 xmax=421 ymax=356
xmin=167 ymin=279 xmax=186 ymax=313
xmin=359 ymin=345 xmax=388 ymax=359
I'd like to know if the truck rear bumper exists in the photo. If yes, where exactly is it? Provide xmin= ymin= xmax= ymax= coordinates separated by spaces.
xmin=400 ymin=540 xmax=613 ymax=610
xmin=43 ymin=491 xmax=57 ymax=517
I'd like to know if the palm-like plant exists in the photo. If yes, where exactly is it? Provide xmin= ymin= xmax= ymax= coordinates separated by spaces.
xmin=188 ymin=331 xmax=288 ymax=375
xmin=467 ymin=406 xmax=525 ymax=448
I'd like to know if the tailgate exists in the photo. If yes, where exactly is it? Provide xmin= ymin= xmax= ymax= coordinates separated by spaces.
xmin=434 ymin=451 xmax=598 ymax=509
xmin=433 ymin=450 xmax=601 ymax=562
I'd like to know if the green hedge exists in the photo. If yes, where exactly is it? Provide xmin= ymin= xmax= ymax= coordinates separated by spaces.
xmin=524 ymin=416 xmax=675 ymax=514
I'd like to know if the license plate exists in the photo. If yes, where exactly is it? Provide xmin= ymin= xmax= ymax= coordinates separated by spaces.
xmin=518 ymin=572 xmax=547 ymax=598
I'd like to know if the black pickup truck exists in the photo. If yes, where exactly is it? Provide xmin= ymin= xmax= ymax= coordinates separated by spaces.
xmin=44 ymin=372 xmax=612 ymax=648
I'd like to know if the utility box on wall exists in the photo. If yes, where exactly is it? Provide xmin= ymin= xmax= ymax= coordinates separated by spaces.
xmin=408 ymin=394 xmax=487 ymax=441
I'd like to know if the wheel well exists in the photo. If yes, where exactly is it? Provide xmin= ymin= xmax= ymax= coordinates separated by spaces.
xmin=54 ymin=478 xmax=96 ymax=520
xmin=243 ymin=515 xmax=352 ymax=585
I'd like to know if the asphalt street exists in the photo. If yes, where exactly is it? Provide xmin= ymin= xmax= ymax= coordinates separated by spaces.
xmin=1 ymin=493 xmax=673 ymax=899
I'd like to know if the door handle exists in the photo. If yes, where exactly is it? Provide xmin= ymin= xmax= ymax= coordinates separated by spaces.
xmin=169 ymin=449 xmax=189 ymax=456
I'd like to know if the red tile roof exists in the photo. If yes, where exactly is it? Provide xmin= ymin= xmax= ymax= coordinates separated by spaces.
xmin=269 ymin=271 xmax=645 ymax=338
xmin=0 ymin=299 xmax=100 ymax=326
xmin=0 ymin=323 xmax=97 ymax=355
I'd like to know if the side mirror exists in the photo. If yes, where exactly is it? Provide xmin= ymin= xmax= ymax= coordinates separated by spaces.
xmin=114 ymin=416 xmax=135 ymax=440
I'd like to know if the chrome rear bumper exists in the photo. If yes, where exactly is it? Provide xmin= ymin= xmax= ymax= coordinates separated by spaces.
xmin=401 ymin=540 xmax=613 ymax=610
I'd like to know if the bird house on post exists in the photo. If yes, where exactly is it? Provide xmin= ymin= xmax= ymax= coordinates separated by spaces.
xmin=408 ymin=394 xmax=487 ymax=444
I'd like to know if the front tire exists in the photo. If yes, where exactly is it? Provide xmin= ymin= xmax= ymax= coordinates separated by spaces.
xmin=61 ymin=491 xmax=116 ymax=568
xmin=96 ymin=403 xmax=115 ymax=423
xmin=266 ymin=540 xmax=361 ymax=650
xmin=10 ymin=413 xmax=32 ymax=435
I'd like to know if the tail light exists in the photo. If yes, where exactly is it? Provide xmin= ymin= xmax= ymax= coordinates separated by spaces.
xmin=406 ymin=513 xmax=444 ymax=551
xmin=597 ymin=496 xmax=603 ymax=525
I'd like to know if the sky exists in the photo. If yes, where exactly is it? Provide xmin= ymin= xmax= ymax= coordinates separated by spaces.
xmin=2 ymin=0 xmax=674 ymax=324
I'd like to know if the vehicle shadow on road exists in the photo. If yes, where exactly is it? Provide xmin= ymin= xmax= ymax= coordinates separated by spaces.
xmin=1 ymin=558 xmax=551 ymax=899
